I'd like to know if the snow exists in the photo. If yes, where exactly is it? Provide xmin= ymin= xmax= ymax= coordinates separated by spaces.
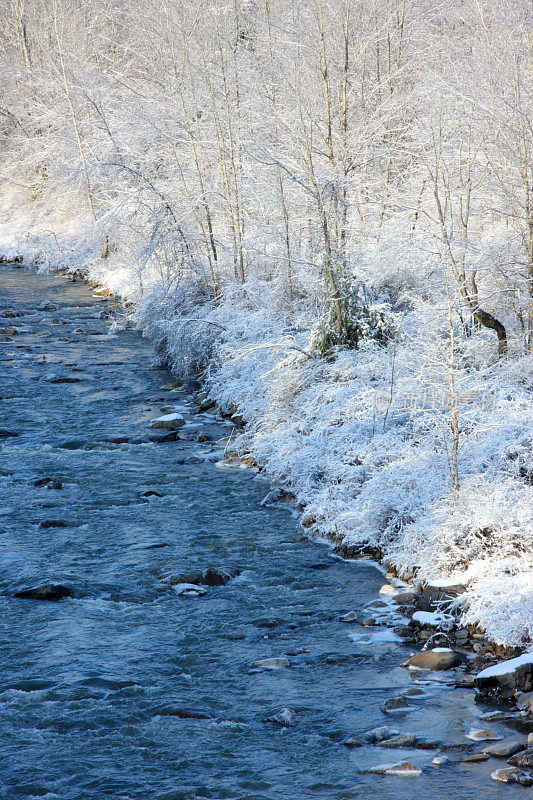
xmin=151 ymin=413 xmax=184 ymax=424
xmin=476 ymin=653 xmax=533 ymax=680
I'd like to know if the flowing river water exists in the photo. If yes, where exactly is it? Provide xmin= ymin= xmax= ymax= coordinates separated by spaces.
xmin=0 ymin=266 xmax=528 ymax=800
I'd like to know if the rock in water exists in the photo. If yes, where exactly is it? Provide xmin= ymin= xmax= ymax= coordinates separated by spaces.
xmin=378 ymin=734 xmax=419 ymax=748
xmin=508 ymin=748 xmax=533 ymax=769
xmin=368 ymin=761 xmax=422 ymax=777
xmin=382 ymin=697 xmax=415 ymax=713
xmin=267 ymin=707 xmax=297 ymax=726
xmin=199 ymin=567 xmax=232 ymax=586
xmin=516 ymin=691 xmax=533 ymax=714
xmin=475 ymin=653 xmax=533 ymax=697
xmin=467 ymin=729 xmax=502 ymax=742
xmin=14 ymin=583 xmax=73 ymax=600
xmin=250 ymin=657 xmax=290 ymax=671
xmin=158 ymin=707 xmax=213 ymax=720
xmin=364 ymin=726 xmax=400 ymax=743
xmin=491 ymin=767 xmax=533 ymax=786
xmin=405 ymin=648 xmax=461 ymax=671
xmin=150 ymin=413 xmax=185 ymax=431
xmin=482 ymin=739 xmax=526 ymax=758
xmin=339 ymin=611 xmax=358 ymax=623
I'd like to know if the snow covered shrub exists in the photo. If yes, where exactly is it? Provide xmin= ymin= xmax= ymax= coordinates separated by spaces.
xmin=310 ymin=279 xmax=397 ymax=356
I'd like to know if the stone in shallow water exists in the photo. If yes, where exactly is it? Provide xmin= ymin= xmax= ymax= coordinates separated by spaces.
xmin=14 ymin=583 xmax=73 ymax=600
xmin=463 ymin=753 xmax=490 ymax=763
xmin=491 ymin=767 xmax=533 ymax=786
xmin=364 ymin=726 xmax=399 ymax=743
xmin=467 ymin=728 xmax=503 ymax=742
xmin=158 ymin=707 xmax=213 ymax=720
xmin=39 ymin=519 xmax=69 ymax=528
xmin=508 ymin=748 xmax=533 ymax=769
xmin=34 ymin=478 xmax=62 ymax=490
xmin=405 ymin=648 xmax=461 ymax=671
xmin=199 ymin=567 xmax=232 ymax=586
xmin=432 ymin=756 xmax=449 ymax=765
xmin=267 ymin=707 xmax=296 ymax=726
xmin=339 ymin=611 xmax=358 ymax=623
xmin=250 ymin=657 xmax=290 ymax=671
xmin=367 ymin=761 xmax=422 ymax=777
xmin=378 ymin=734 xmax=419 ymax=748
xmin=482 ymin=739 xmax=526 ymax=758
xmin=342 ymin=737 xmax=363 ymax=748
xmin=382 ymin=696 xmax=415 ymax=713
xmin=150 ymin=413 xmax=185 ymax=430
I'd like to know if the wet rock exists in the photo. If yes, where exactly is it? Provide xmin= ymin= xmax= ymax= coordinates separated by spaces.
xmin=34 ymin=478 xmax=62 ymax=490
xmin=199 ymin=567 xmax=232 ymax=586
xmin=467 ymin=729 xmax=502 ymax=742
xmin=339 ymin=611 xmax=358 ymax=623
xmin=378 ymin=734 xmax=419 ymax=748
xmin=197 ymin=433 xmax=209 ymax=443
xmin=158 ymin=707 xmax=213 ymax=720
xmin=432 ymin=755 xmax=448 ymax=765
xmin=0 ymin=326 xmax=18 ymax=335
xmin=393 ymin=592 xmax=418 ymax=605
xmin=253 ymin=618 xmax=283 ymax=628
xmin=140 ymin=489 xmax=163 ymax=498
xmin=14 ymin=583 xmax=73 ymax=600
xmin=508 ymin=748 xmax=533 ymax=769
xmin=463 ymin=753 xmax=490 ymax=763
xmin=364 ymin=726 xmax=400 ymax=743
xmin=516 ymin=692 xmax=533 ymax=715
xmin=475 ymin=653 xmax=533 ymax=698
xmin=342 ymin=736 xmax=363 ymax=748
xmin=267 ymin=707 xmax=297 ymax=727
xmin=491 ymin=767 xmax=533 ymax=786
xmin=367 ymin=760 xmax=422 ymax=777
xmin=393 ymin=626 xmax=416 ymax=640
xmin=154 ymin=430 xmax=187 ymax=443
xmin=0 ymin=428 xmax=18 ymax=438
xmin=382 ymin=697 xmax=415 ymax=714
xmin=172 ymin=584 xmax=206 ymax=597
xmin=333 ymin=542 xmax=382 ymax=560
xmin=150 ymin=413 xmax=185 ymax=431
xmin=250 ymin=657 xmax=290 ymax=671
xmin=455 ymin=674 xmax=476 ymax=689
xmin=48 ymin=375 xmax=81 ymax=384
xmin=404 ymin=648 xmax=461 ymax=671
xmin=361 ymin=617 xmax=377 ymax=626
xmin=39 ymin=519 xmax=69 ymax=528
xmin=483 ymin=739 xmax=526 ymax=758
xmin=38 ymin=302 xmax=57 ymax=313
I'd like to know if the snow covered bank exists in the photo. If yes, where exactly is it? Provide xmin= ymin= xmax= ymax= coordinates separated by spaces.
xmin=1 ymin=215 xmax=531 ymax=650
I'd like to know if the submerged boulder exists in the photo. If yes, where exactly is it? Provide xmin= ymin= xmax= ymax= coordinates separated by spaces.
xmin=14 ymin=583 xmax=73 ymax=600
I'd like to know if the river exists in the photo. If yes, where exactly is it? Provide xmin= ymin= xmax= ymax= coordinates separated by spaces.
xmin=0 ymin=266 xmax=525 ymax=799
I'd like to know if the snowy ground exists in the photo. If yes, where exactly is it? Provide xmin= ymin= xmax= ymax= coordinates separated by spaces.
xmin=1 ymin=214 xmax=532 ymax=650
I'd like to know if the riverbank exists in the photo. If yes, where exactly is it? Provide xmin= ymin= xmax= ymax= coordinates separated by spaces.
xmin=0 ymin=220 xmax=532 ymax=658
